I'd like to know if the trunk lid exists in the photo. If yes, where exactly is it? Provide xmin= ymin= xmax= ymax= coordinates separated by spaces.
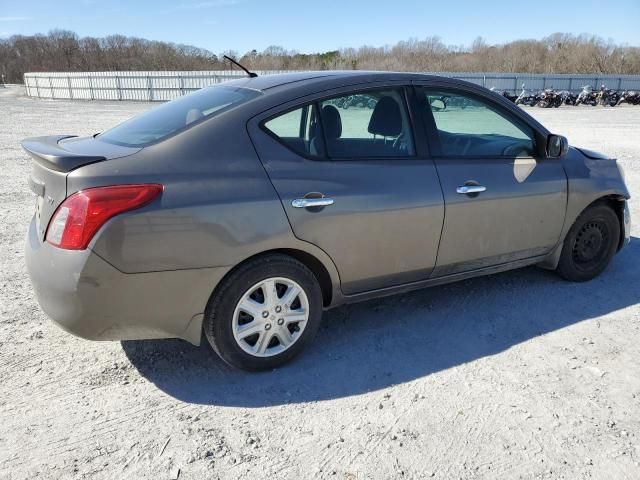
xmin=22 ymin=135 xmax=141 ymax=241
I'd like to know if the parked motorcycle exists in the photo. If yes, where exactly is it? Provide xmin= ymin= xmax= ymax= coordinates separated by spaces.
xmin=338 ymin=94 xmax=377 ymax=109
xmin=596 ymin=86 xmax=620 ymax=107
xmin=561 ymin=91 xmax=578 ymax=105
xmin=489 ymin=87 xmax=517 ymax=103
xmin=537 ymin=88 xmax=563 ymax=108
xmin=515 ymin=84 xmax=541 ymax=107
xmin=618 ymin=90 xmax=640 ymax=105
xmin=435 ymin=95 xmax=471 ymax=109
xmin=575 ymin=85 xmax=598 ymax=106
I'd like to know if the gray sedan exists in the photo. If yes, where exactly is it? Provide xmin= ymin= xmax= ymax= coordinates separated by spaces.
xmin=23 ymin=71 xmax=631 ymax=370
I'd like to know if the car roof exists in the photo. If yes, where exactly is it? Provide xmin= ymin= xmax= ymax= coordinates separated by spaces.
xmin=220 ymin=70 xmax=443 ymax=92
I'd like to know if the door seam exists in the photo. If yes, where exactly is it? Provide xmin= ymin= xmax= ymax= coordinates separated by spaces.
xmin=244 ymin=122 xmax=344 ymax=289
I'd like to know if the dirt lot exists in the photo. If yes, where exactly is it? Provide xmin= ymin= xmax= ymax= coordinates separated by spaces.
xmin=1 ymin=85 xmax=639 ymax=480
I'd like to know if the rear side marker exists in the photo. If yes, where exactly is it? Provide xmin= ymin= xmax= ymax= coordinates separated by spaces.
xmin=46 ymin=184 xmax=163 ymax=250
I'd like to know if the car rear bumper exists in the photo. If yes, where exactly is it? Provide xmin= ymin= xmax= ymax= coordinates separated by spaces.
xmin=25 ymin=217 xmax=229 ymax=345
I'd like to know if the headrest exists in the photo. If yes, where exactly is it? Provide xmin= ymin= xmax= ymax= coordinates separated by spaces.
xmin=367 ymin=96 xmax=402 ymax=137
xmin=321 ymin=105 xmax=342 ymax=140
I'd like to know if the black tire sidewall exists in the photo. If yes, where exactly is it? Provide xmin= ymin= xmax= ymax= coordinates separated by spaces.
xmin=557 ymin=205 xmax=620 ymax=282
xmin=204 ymin=255 xmax=323 ymax=370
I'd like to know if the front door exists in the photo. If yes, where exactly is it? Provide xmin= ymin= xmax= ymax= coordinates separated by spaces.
xmin=416 ymin=86 xmax=568 ymax=276
xmin=250 ymin=87 xmax=444 ymax=295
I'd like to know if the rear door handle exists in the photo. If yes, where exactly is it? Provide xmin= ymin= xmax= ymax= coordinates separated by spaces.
xmin=456 ymin=185 xmax=486 ymax=194
xmin=292 ymin=197 xmax=334 ymax=208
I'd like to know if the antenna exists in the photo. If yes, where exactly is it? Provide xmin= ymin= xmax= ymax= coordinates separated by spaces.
xmin=223 ymin=55 xmax=258 ymax=78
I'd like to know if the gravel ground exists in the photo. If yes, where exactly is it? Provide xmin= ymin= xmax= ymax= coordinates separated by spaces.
xmin=1 ymin=85 xmax=639 ymax=480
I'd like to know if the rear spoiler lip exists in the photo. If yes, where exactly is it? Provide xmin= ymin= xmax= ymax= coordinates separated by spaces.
xmin=21 ymin=135 xmax=107 ymax=173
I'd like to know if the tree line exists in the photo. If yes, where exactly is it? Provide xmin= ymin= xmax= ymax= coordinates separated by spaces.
xmin=1 ymin=30 xmax=639 ymax=84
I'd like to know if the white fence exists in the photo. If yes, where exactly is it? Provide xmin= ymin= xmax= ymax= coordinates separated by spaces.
xmin=442 ymin=72 xmax=640 ymax=95
xmin=22 ymin=70 xmax=292 ymax=101
xmin=23 ymin=70 xmax=640 ymax=101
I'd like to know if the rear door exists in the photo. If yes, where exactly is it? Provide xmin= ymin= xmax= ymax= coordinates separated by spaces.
xmin=249 ymin=86 xmax=444 ymax=295
xmin=414 ymin=85 xmax=567 ymax=276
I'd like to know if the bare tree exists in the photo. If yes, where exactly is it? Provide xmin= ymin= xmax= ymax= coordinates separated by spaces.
xmin=1 ymin=31 xmax=639 ymax=84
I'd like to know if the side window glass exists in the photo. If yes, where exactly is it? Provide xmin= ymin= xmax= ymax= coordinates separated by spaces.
xmin=425 ymin=90 xmax=535 ymax=157
xmin=319 ymin=89 xmax=415 ymax=158
xmin=264 ymin=104 xmax=324 ymax=157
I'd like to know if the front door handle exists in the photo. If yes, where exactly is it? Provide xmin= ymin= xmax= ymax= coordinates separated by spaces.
xmin=456 ymin=185 xmax=487 ymax=194
xmin=292 ymin=197 xmax=334 ymax=208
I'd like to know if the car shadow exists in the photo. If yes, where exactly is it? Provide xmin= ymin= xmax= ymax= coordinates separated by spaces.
xmin=122 ymin=237 xmax=640 ymax=407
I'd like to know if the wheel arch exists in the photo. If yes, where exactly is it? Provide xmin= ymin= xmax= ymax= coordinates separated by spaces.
xmin=274 ymin=248 xmax=335 ymax=307
xmin=538 ymin=193 xmax=628 ymax=270
xmin=210 ymin=248 xmax=338 ymax=309
xmin=592 ymin=194 xmax=628 ymax=251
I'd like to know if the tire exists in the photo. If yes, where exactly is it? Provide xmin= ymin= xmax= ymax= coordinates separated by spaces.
xmin=203 ymin=254 xmax=323 ymax=370
xmin=556 ymin=204 xmax=620 ymax=282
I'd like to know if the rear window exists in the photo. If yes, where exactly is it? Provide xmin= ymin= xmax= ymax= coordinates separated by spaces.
xmin=98 ymin=86 xmax=261 ymax=147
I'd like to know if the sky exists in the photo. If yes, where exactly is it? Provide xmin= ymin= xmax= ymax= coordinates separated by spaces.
xmin=1 ymin=0 xmax=639 ymax=54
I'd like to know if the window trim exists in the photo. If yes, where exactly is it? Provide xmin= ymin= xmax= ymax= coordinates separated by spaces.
xmin=260 ymin=102 xmax=326 ymax=160
xmin=416 ymin=86 xmax=540 ymax=160
xmin=259 ymin=86 xmax=419 ymax=162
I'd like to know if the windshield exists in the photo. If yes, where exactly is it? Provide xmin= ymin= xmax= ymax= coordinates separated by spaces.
xmin=98 ymin=85 xmax=261 ymax=147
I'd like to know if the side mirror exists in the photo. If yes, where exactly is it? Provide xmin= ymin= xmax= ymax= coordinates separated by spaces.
xmin=547 ymin=134 xmax=568 ymax=158
xmin=430 ymin=98 xmax=446 ymax=111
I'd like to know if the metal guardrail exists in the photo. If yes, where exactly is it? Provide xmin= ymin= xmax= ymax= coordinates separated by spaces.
xmin=23 ymin=71 xmax=640 ymax=101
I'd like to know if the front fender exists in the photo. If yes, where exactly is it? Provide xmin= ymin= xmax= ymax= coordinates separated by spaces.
xmin=537 ymin=147 xmax=630 ymax=269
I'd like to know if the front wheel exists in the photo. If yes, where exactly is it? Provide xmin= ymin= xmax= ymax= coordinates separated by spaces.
xmin=556 ymin=204 xmax=620 ymax=282
xmin=204 ymin=254 xmax=323 ymax=370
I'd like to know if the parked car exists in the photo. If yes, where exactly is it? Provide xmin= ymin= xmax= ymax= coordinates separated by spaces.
xmin=23 ymin=71 xmax=631 ymax=370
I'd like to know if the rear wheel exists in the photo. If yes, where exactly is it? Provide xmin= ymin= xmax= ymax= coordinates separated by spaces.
xmin=556 ymin=204 xmax=620 ymax=282
xmin=204 ymin=254 xmax=323 ymax=370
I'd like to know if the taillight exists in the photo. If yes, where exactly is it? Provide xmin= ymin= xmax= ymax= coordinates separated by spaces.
xmin=46 ymin=184 xmax=163 ymax=250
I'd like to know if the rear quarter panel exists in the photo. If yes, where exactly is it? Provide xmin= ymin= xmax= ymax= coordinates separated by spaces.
xmin=65 ymin=111 xmax=329 ymax=277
